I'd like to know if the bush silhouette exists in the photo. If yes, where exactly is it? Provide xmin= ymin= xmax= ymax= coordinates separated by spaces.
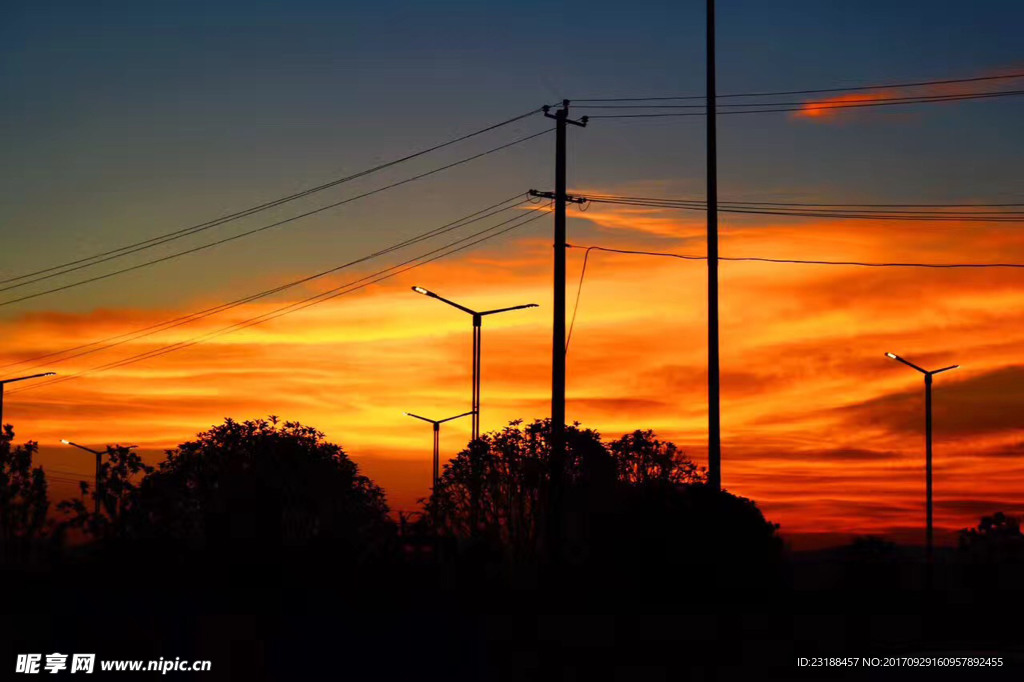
xmin=0 ymin=425 xmax=49 ymax=563
xmin=426 ymin=419 xmax=782 ymax=592
xmin=56 ymin=444 xmax=153 ymax=541
xmin=134 ymin=417 xmax=392 ymax=565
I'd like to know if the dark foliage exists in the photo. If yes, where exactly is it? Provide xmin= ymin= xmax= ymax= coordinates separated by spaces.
xmin=609 ymin=429 xmax=704 ymax=485
xmin=56 ymin=445 xmax=153 ymax=541
xmin=426 ymin=419 xmax=782 ymax=590
xmin=426 ymin=419 xmax=611 ymax=558
xmin=0 ymin=425 xmax=49 ymax=561
xmin=133 ymin=417 xmax=392 ymax=564
xmin=959 ymin=511 xmax=1024 ymax=563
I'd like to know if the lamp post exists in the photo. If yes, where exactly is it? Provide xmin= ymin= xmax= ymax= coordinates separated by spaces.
xmin=61 ymin=440 xmax=136 ymax=515
xmin=0 ymin=372 xmax=56 ymax=426
xmin=885 ymin=352 xmax=959 ymax=577
xmin=411 ymin=286 xmax=537 ymax=440
xmin=404 ymin=410 xmax=474 ymax=492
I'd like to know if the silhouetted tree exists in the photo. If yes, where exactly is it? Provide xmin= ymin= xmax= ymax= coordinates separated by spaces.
xmin=955 ymin=512 xmax=1024 ymax=592
xmin=0 ymin=425 xmax=49 ymax=561
xmin=959 ymin=512 xmax=1024 ymax=563
xmin=428 ymin=420 xmax=733 ymax=572
xmin=837 ymin=535 xmax=899 ymax=592
xmin=589 ymin=480 xmax=783 ymax=591
xmin=135 ymin=417 xmax=391 ymax=564
xmin=56 ymin=445 xmax=153 ymax=540
xmin=426 ymin=420 xmax=618 ymax=558
xmin=609 ymin=429 xmax=704 ymax=485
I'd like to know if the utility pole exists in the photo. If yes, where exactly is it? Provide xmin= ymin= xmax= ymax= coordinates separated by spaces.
xmin=542 ymin=100 xmax=586 ymax=557
xmin=706 ymin=0 xmax=722 ymax=491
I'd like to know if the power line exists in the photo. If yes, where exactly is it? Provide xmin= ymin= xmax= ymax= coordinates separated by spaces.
xmin=46 ymin=475 xmax=88 ymax=485
xmin=581 ymin=193 xmax=1024 ymax=209
xmin=45 ymin=468 xmax=89 ymax=478
xmin=575 ymin=88 xmax=1024 ymax=109
xmin=586 ymin=89 xmax=1024 ymax=119
xmin=569 ymin=244 xmax=1024 ymax=267
xmin=585 ymin=193 xmax=1024 ymax=213
xmin=575 ymin=195 xmax=1024 ymax=222
xmin=0 ymin=193 xmax=530 ymax=376
xmin=11 ymin=205 xmax=551 ymax=395
xmin=563 ymin=243 xmax=1024 ymax=353
xmin=0 ymin=107 xmax=544 ymax=288
xmin=571 ymin=71 xmax=1024 ymax=102
xmin=0 ymin=130 xmax=552 ymax=308
xmin=565 ymin=246 xmax=592 ymax=354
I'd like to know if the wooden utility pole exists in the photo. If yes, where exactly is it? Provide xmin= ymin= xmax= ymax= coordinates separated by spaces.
xmin=543 ymin=100 xmax=586 ymax=556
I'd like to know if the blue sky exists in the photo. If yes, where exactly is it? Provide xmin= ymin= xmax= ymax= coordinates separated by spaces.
xmin=2 ymin=0 xmax=1022 ymax=313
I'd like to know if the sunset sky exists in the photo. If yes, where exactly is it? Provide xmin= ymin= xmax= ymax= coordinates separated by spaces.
xmin=3 ymin=1 xmax=1023 ymax=548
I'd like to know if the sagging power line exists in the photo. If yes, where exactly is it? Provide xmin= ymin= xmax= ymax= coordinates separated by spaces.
xmin=586 ymin=89 xmax=1024 ymax=119
xmin=563 ymin=243 xmax=1024 ymax=353
xmin=9 ymin=205 xmax=552 ymax=396
xmin=542 ymin=192 xmax=1024 ymax=222
xmin=0 ymin=193 xmax=532 ymax=376
xmin=0 ymin=130 xmax=553 ymax=308
xmin=571 ymin=70 xmax=1024 ymax=102
xmin=0 ymin=108 xmax=545 ymax=289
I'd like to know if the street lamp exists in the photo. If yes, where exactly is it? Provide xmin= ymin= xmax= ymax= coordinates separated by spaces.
xmin=61 ymin=440 xmax=137 ymax=515
xmin=885 ymin=352 xmax=959 ymax=574
xmin=411 ymin=286 xmax=538 ymax=440
xmin=0 ymin=372 xmax=56 ymax=426
xmin=404 ymin=410 xmax=474 ymax=492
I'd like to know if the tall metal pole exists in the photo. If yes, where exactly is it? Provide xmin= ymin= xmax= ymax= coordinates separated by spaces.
xmin=706 ymin=0 xmax=722 ymax=491
xmin=0 ymin=372 xmax=56 ymax=427
xmin=432 ymin=423 xmax=440 ymax=491
xmin=473 ymin=315 xmax=482 ymax=440
xmin=885 ymin=353 xmax=956 ymax=588
xmin=925 ymin=372 xmax=934 ymax=573
xmin=94 ymin=451 xmax=102 ymax=516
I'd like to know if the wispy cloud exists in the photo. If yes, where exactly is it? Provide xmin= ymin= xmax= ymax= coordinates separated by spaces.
xmin=792 ymin=66 xmax=1024 ymax=123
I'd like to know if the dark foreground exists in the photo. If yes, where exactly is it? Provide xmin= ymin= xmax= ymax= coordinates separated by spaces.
xmin=3 ymin=547 xmax=1023 ymax=681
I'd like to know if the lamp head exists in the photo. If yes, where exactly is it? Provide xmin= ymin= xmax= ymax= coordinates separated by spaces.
xmin=411 ymin=286 xmax=430 ymax=296
xmin=885 ymin=352 xmax=897 ymax=360
xmin=60 ymin=439 xmax=70 ymax=445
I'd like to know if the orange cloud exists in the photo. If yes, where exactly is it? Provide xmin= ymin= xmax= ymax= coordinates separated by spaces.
xmin=5 ymin=200 xmax=1024 ymax=543
xmin=792 ymin=67 xmax=1024 ymax=123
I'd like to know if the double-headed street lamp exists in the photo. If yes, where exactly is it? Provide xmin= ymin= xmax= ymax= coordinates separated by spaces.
xmin=0 ymin=372 xmax=56 ymax=426
xmin=404 ymin=410 xmax=474 ymax=492
xmin=885 ymin=352 xmax=959 ymax=572
xmin=61 ymin=439 xmax=137 ymax=515
xmin=411 ymin=286 xmax=538 ymax=440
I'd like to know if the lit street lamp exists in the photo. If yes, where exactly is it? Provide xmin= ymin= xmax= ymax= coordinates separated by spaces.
xmin=404 ymin=410 xmax=474 ymax=492
xmin=0 ymin=372 xmax=56 ymax=426
xmin=411 ymin=286 xmax=538 ymax=440
xmin=885 ymin=352 xmax=959 ymax=573
xmin=61 ymin=439 xmax=137 ymax=515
